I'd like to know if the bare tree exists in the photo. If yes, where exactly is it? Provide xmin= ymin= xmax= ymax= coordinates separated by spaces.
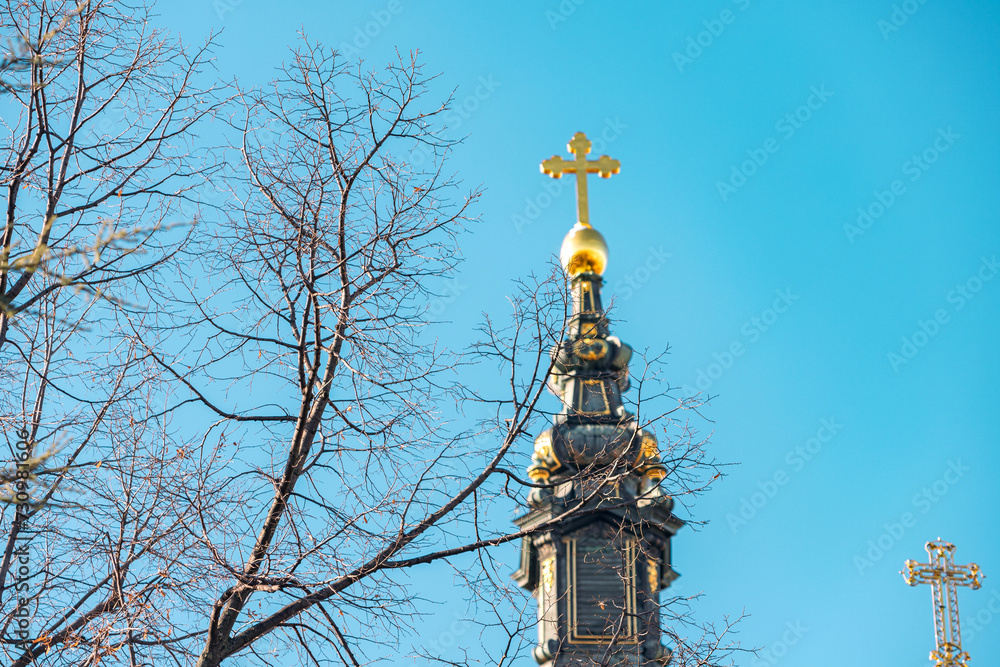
xmin=1 ymin=9 xmax=739 ymax=664
xmin=0 ymin=2 xmax=82 ymax=94
xmin=0 ymin=0 xmax=224 ymax=338
xmin=150 ymin=41 xmax=732 ymax=667
xmin=0 ymin=0 xmax=225 ymax=664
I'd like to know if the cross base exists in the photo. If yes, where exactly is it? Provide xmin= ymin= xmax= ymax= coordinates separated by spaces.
xmin=930 ymin=643 xmax=970 ymax=667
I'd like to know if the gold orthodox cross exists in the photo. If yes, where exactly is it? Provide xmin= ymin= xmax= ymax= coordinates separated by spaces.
xmin=541 ymin=132 xmax=620 ymax=228
xmin=902 ymin=539 xmax=983 ymax=667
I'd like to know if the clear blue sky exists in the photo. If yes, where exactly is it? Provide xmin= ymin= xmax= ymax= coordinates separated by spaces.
xmin=155 ymin=1 xmax=1000 ymax=664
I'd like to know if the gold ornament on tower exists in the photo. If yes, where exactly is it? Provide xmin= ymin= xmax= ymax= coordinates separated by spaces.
xmin=559 ymin=223 xmax=609 ymax=277
xmin=540 ymin=132 xmax=620 ymax=276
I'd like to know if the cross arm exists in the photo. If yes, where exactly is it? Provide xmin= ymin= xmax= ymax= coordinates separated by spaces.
xmin=540 ymin=155 xmax=621 ymax=178
xmin=903 ymin=560 xmax=941 ymax=586
xmin=946 ymin=564 xmax=983 ymax=589
xmin=540 ymin=156 xmax=573 ymax=177
xmin=589 ymin=155 xmax=621 ymax=178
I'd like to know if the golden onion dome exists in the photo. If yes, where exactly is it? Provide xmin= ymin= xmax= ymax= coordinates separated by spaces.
xmin=560 ymin=222 xmax=609 ymax=277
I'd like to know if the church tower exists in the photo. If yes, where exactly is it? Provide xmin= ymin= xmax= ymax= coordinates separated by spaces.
xmin=512 ymin=133 xmax=683 ymax=666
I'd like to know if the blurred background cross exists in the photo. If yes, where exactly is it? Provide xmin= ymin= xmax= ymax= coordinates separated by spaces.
xmin=903 ymin=539 xmax=984 ymax=667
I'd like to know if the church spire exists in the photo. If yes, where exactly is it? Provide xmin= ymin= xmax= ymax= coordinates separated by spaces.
xmin=513 ymin=133 xmax=682 ymax=666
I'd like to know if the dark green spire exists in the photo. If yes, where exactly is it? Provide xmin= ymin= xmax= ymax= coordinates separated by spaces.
xmin=514 ymin=269 xmax=682 ymax=667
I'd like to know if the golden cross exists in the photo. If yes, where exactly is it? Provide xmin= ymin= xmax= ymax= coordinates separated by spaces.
xmin=540 ymin=132 xmax=620 ymax=228
xmin=902 ymin=539 xmax=984 ymax=667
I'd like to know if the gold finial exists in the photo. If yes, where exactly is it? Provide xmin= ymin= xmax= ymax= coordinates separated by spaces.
xmin=541 ymin=132 xmax=619 ymax=277
xmin=902 ymin=539 xmax=984 ymax=667
xmin=559 ymin=223 xmax=609 ymax=276
xmin=540 ymin=132 xmax=620 ymax=229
